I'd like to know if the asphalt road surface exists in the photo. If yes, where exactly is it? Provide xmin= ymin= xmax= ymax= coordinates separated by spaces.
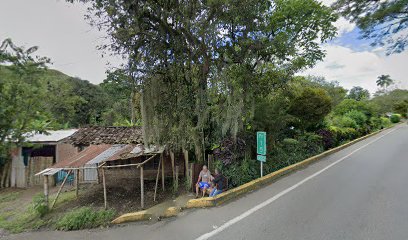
xmin=7 ymin=124 xmax=408 ymax=240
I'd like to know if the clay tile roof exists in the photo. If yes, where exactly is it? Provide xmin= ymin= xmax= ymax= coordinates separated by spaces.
xmin=64 ymin=126 xmax=143 ymax=145
xmin=52 ymin=144 xmax=112 ymax=168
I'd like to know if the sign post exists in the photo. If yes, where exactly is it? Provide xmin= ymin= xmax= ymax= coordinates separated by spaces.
xmin=256 ymin=131 xmax=266 ymax=177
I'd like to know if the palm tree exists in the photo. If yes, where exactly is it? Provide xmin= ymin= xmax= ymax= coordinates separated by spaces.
xmin=376 ymin=75 xmax=394 ymax=92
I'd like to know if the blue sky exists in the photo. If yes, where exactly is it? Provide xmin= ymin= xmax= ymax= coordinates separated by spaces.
xmin=0 ymin=0 xmax=407 ymax=93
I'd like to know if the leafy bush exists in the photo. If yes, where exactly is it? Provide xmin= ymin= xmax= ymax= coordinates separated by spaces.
xmin=32 ymin=194 xmax=48 ymax=217
xmin=390 ymin=114 xmax=401 ymax=123
xmin=380 ymin=117 xmax=392 ymax=127
xmin=218 ymin=158 xmax=258 ymax=188
xmin=55 ymin=207 xmax=115 ymax=231
xmin=370 ymin=117 xmax=382 ymax=130
xmin=316 ymin=129 xmax=335 ymax=149
xmin=333 ymin=116 xmax=357 ymax=129
xmin=213 ymin=137 xmax=246 ymax=166
xmin=344 ymin=110 xmax=367 ymax=128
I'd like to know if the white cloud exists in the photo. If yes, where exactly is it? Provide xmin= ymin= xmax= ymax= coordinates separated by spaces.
xmin=0 ymin=0 xmax=123 ymax=84
xmin=333 ymin=17 xmax=356 ymax=37
xmin=303 ymin=45 xmax=408 ymax=93
xmin=319 ymin=0 xmax=356 ymax=37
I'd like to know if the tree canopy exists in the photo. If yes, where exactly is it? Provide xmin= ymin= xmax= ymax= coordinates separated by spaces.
xmin=347 ymin=86 xmax=370 ymax=101
xmin=333 ymin=0 xmax=408 ymax=54
xmin=68 ymin=0 xmax=338 ymax=161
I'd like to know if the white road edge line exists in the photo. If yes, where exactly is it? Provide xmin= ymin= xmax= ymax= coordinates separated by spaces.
xmin=195 ymin=127 xmax=399 ymax=240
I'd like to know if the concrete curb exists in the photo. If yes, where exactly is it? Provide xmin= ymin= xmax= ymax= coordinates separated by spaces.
xmin=111 ymin=210 xmax=152 ymax=224
xmin=186 ymin=124 xmax=399 ymax=209
xmin=162 ymin=207 xmax=182 ymax=218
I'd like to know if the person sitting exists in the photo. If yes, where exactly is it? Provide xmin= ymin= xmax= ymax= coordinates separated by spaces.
xmin=195 ymin=165 xmax=212 ymax=198
xmin=209 ymin=169 xmax=225 ymax=197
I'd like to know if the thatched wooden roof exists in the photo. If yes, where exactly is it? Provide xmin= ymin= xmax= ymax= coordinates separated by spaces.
xmin=64 ymin=126 xmax=143 ymax=145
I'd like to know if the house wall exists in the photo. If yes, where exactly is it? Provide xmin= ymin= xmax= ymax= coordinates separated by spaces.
xmin=10 ymin=147 xmax=25 ymax=188
xmin=56 ymin=143 xmax=79 ymax=163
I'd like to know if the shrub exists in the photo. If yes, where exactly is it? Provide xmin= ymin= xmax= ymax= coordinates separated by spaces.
xmin=380 ymin=117 xmax=392 ymax=127
xmin=219 ymin=158 xmax=258 ymax=188
xmin=370 ymin=117 xmax=382 ymax=130
xmin=344 ymin=110 xmax=367 ymax=128
xmin=390 ymin=114 xmax=401 ymax=123
xmin=316 ymin=129 xmax=335 ymax=149
xmin=213 ymin=137 xmax=246 ymax=166
xmin=334 ymin=116 xmax=357 ymax=129
xmin=32 ymin=194 xmax=48 ymax=217
xmin=55 ymin=207 xmax=115 ymax=231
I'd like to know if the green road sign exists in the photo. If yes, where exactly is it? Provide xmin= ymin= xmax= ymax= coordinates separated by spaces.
xmin=257 ymin=131 xmax=266 ymax=156
xmin=257 ymin=154 xmax=266 ymax=162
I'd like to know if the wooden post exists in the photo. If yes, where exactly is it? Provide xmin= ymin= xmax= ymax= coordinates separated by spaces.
xmin=50 ymin=170 xmax=72 ymax=210
xmin=170 ymin=151 xmax=175 ymax=181
xmin=183 ymin=149 xmax=189 ymax=178
xmin=175 ymin=166 xmax=179 ymax=191
xmin=43 ymin=175 xmax=49 ymax=208
xmin=102 ymin=167 xmax=107 ymax=210
xmin=140 ymin=166 xmax=144 ymax=209
xmin=161 ymin=153 xmax=165 ymax=191
xmin=208 ymin=154 xmax=213 ymax=172
xmin=153 ymin=157 xmax=162 ymax=202
xmin=75 ymin=169 xmax=79 ymax=199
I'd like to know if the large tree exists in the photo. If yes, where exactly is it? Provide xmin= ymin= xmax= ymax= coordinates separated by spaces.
xmin=69 ymin=0 xmax=337 ymax=161
xmin=333 ymin=0 xmax=408 ymax=54
xmin=347 ymin=86 xmax=370 ymax=101
xmin=0 ymin=39 xmax=51 ymax=164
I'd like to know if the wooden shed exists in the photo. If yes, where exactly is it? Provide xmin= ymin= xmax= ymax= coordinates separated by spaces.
xmin=10 ymin=129 xmax=79 ymax=188
xmin=37 ymin=126 xmax=188 ymax=209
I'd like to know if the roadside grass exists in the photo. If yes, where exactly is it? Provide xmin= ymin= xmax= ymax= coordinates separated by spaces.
xmin=0 ymin=188 xmax=117 ymax=234
xmin=0 ymin=204 xmax=46 ymax=233
xmin=0 ymin=192 xmax=20 ymax=203
xmin=50 ymin=190 xmax=77 ymax=209
xmin=55 ymin=207 xmax=115 ymax=231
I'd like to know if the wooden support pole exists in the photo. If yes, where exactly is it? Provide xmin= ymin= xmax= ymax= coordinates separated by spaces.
xmin=154 ymin=157 xmax=162 ymax=202
xmin=175 ymin=166 xmax=179 ymax=191
xmin=183 ymin=149 xmax=189 ymax=178
xmin=170 ymin=151 xmax=175 ymax=181
xmin=43 ymin=175 xmax=49 ymax=208
xmin=75 ymin=169 xmax=79 ymax=199
xmin=140 ymin=166 xmax=144 ymax=209
xmin=102 ymin=167 xmax=107 ymax=210
xmin=161 ymin=153 xmax=165 ymax=191
xmin=50 ymin=170 xmax=72 ymax=210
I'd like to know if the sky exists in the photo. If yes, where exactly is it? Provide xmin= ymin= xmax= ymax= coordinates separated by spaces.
xmin=0 ymin=0 xmax=407 ymax=93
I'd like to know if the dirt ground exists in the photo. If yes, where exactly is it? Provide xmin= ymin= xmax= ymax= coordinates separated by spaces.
xmin=0 ymin=177 xmax=188 ymax=236
xmin=62 ymin=178 xmax=181 ymax=214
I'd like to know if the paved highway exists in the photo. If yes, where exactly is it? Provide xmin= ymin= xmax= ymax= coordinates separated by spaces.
xmin=7 ymin=124 xmax=408 ymax=240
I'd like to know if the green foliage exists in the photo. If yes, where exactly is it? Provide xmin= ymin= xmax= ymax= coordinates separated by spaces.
xmin=218 ymin=158 xmax=259 ymax=188
xmin=333 ymin=99 xmax=377 ymax=118
xmin=0 ymin=39 xmax=51 ymax=159
xmin=371 ymin=89 xmax=408 ymax=115
xmin=344 ymin=110 xmax=368 ymax=128
xmin=380 ymin=117 xmax=392 ymax=127
xmin=0 ymin=192 xmax=20 ymax=203
xmin=306 ymin=76 xmax=348 ymax=107
xmin=55 ymin=207 xmax=115 ymax=231
xmin=390 ymin=114 xmax=401 ymax=123
xmin=376 ymin=75 xmax=394 ymax=91
xmin=347 ymin=86 xmax=370 ymax=101
xmin=31 ymin=194 xmax=48 ymax=217
xmin=333 ymin=116 xmax=357 ymax=129
xmin=70 ymin=0 xmax=337 ymax=162
xmin=333 ymin=0 xmax=408 ymax=54
xmin=393 ymin=100 xmax=408 ymax=118
xmin=288 ymin=87 xmax=332 ymax=131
